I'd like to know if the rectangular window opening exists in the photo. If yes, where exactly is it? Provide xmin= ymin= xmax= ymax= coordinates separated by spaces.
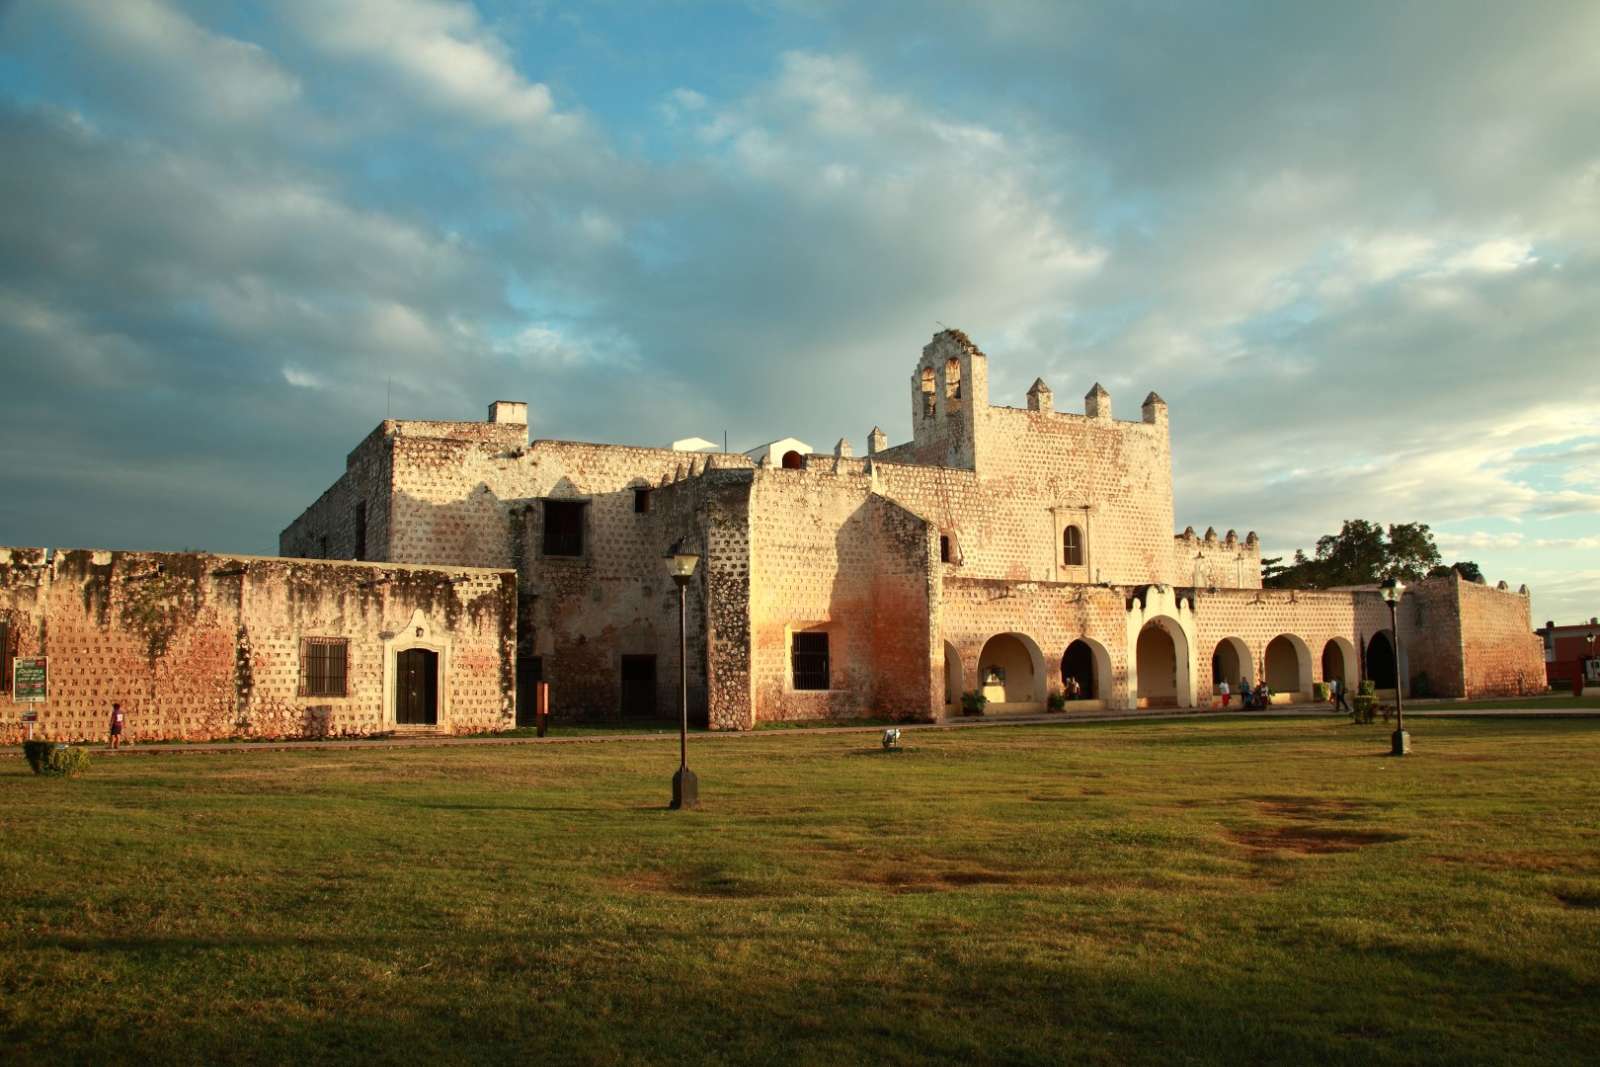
xmin=354 ymin=501 xmax=368 ymax=561
xmin=542 ymin=500 xmax=586 ymax=557
xmin=0 ymin=620 xmax=10 ymax=693
xmin=299 ymin=637 xmax=350 ymax=698
xmin=791 ymin=631 xmax=830 ymax=691
xmin=939 ymin=535 xmax=950 ymax=563
xmin=634 ymin=488 xmax=650 ymax=514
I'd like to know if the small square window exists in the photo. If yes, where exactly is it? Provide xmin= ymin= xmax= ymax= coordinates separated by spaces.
xmin=299 ymin=638 xmax=349 ymax=697
xmin=634 ymin=488 xmax=651 ymax=514
xmin=792 ymin=631 xmax=830 ymax=691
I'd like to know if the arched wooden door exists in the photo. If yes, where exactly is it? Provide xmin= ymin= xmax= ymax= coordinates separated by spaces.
xmin=397 ymin=648 xmax=438 ymax=725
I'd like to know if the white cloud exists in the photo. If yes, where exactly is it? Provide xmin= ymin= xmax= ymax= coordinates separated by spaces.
xmin=279 ymin=0 xmax=556 ymax=127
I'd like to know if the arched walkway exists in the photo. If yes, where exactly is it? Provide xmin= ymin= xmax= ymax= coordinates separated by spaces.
xmin=1321 ymin=638 xmax=1356 ymax=690
xmin=1135 ymin=619 xmax=1191 ymax=709
xmin=978 ymin=633 xmax=1046 ymax=708
xmin=1060 ymin=638 xmax=1111 ymax=702
xmin=1265 ymin=634 xmax=1312 ymax=698
xmin=1211 ymin=637 xmax=1252 ymax=691
xmin=943 ymin=640 xmax=963 ymax=709
xmin=1366 ymin=631 xmax=1397 ymax=689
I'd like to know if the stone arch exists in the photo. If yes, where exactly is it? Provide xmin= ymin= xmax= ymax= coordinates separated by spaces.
xmin=1211 ymin=637 xmax=1252 ymax=690
xmin=1060 ymin=637 xmax=1111 ymax=701
xmin=920 ymin=366 xmax=937 ymax=416
xmin=1264 ymin=634 xmax=1312 ymax=697
xmin=943 ymin=640 xmax=963 ymax=709
xmin=944 ymin=356 xmax=962 ymax=399
xmin=1135 ymin=617 xmax=1191 ymax=709
xmin=781 ymin=450 xmax=804 ymax=470
xmin=1366 ymin=631 xmax=1397 ymax=689
xmin=1321 ymin=637 xmax=1356 ymax=690
xmin=978 ymin=632 xmax=1046 ymax=707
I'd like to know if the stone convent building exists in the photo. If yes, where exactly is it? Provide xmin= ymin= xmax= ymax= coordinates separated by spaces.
xmin=271 ymin=329 xmax=1544 ymax=731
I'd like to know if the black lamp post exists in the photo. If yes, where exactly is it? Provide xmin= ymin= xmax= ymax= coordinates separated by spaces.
xmin=665 ymin=540 xmax=700 ymax=809
xmin=1381 ymin=578 xmax=1409 ymax=755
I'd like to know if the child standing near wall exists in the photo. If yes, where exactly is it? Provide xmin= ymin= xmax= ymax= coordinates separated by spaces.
xmin=109 ymin=702 xmax=125 ymax=749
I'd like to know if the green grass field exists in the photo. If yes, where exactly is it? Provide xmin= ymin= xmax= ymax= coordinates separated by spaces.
xmin=2 ymin=717 xmax=1597 ymax=1065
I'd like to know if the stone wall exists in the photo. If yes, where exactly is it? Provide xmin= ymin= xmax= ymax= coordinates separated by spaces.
xmin=745 ymin=464 xmax=935 ymax=723
xmin=1174 ymin=528 xmax=1262 ymax=589
xmin=1456 ymin=579 xmax=1545 ymax=698
xmin=0 ymin=546 xmax=515 ymax=744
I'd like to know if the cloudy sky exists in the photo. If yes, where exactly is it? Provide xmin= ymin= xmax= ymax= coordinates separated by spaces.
xmin=2 ymin=0 xmax=1596 ymax=622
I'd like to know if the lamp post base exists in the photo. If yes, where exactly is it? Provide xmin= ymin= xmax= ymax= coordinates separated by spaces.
xmin=671 ymin=766 xmax=699 ymax=810
xmin=1391 ymin=729 xmax=1411 ymax=756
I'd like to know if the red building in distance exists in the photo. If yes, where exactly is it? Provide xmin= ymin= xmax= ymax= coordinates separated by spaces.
xmin=1536 ymin=618 xmax=1600 ymax=689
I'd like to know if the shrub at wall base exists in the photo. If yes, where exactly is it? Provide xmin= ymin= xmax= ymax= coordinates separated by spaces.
xmin=22 ymin=742 xmax=91 ymax=777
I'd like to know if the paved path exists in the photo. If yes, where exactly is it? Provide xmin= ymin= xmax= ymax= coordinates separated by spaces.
xmin=7 ymin=703 xmax=1594 ymax=758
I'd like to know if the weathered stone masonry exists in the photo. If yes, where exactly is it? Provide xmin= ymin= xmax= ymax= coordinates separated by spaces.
xmin=274 ymin=328 xmax=1543 ymax=727
xmin=0 ymin=547 xmax=514 ymax=744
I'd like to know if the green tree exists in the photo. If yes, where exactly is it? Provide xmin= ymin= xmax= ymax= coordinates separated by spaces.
xmin=1264 ymin=519 xmax=1444 ymax=588
xmin=1428 ymin=560 xmax=1485 ymax=583
xmin=1383 ymin=522 xmax=1442 ymax=581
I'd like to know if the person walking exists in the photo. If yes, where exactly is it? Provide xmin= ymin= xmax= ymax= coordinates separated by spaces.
xmin=1331 ymin=677 xmax=1351 ymax=714
xmin=109 ymin=702 xmax=125 ymax=749
xmin=1218 ymin=679 xmax=1230 ymax=709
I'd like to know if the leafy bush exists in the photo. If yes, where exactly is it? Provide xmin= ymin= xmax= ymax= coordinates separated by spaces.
xmin=23 ymin=741 xmax=91 ymax=777
xmin=1047 ymin=690 xmax=1067 ymax=712
xmin=960 ymin=690 xmax=988 ymax=717
xmin=1358 ymin=679 xmax=1376 ymax=696
xmin=1351 ymin=695 xmax=1376 ymax=725
xmin=1313 ymin=682 xmax=1330 ymax=702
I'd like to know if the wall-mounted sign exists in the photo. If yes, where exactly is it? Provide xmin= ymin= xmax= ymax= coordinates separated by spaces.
xmin=13 ymin=657 xmax=47 ymax=702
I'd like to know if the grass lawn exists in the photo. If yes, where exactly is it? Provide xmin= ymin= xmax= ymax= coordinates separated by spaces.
xmin=2 ymin=717 xmax=1597 ymax=1065
xmin=1411 ymin=693 xmax=1600 ymax=712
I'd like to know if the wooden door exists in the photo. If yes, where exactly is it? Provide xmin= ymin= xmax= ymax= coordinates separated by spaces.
xmin=397 ymin=648 xmax=438 ymax=725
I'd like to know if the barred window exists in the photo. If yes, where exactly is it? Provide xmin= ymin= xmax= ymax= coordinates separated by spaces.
xmin=299 ymin=638 xmax=349 ymax=697
xmin=791 ymin=632 xmax=830 ymax=691
xmin=543 ymin=500 xmax=586 ymax=557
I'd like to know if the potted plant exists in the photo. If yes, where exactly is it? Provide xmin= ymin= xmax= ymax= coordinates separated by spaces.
xmin=1047 ymin=689 xmax=1067 ymax=712
xmin=1313 ymin=682 xmax=1330 ymax=702
xmin=960 ymin=690 xmax=988 ymax=717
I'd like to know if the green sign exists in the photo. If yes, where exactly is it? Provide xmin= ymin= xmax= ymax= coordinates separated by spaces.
xmin=13 ymin=657 xmax=46 ymax=703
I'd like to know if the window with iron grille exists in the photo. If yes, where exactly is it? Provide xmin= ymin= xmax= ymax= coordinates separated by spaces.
xmin=791 ymin=631 xmax=830 ymax=691
xmin=543 ymin=500 xmax=586 ymax=557
xmin=1063 ymin=525 xmax=1083 ymax=566
xmin=299 ymin=638 xmax=349 ymax=697
xmin=0 ymin=620 xmax=10 ymax=693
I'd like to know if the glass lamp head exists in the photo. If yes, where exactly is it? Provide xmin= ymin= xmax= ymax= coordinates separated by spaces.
xmin=665 ymin=541 xmax=699 ymax=580
xmin=1380 ymin=577 xmax=1404 ymax=604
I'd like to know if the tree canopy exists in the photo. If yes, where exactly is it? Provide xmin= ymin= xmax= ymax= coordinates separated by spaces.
xmin=1263 ymin=520 xmax=1467 ymax=588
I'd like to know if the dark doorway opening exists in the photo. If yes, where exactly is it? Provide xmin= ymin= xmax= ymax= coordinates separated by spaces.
xmin=1366 ymin=632 xmax=1397 ymax=689
xmin=1060 ymin=640 xmax=1097 ymax=698
xmin=620 ymin=655 xmax=658 ymax=719
xmin=396 ymin=648 xmax=438 ymax=725
xmin=781 ymin=450 xmax=804 ymax=469
xmin=515 ymin=655 xmax=544 ymax=726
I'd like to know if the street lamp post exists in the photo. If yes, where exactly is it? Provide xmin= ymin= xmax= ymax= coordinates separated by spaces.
xmin=1380 ymin=578 xmax=1409 ymax=755
xmin=665 ymin=540 xmax=700 ymax=809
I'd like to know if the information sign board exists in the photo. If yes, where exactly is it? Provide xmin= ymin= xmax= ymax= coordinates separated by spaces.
xmin=13 ymin=657 xmax=47 ymax=702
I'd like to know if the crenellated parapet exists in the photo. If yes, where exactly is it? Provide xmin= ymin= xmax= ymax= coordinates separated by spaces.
xmin=1174 ymin=526 xmax=1261 ymax=589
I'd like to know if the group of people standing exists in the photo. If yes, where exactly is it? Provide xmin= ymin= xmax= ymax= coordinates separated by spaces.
xmin=1215 ymin=677 xmax=1352 ymax=711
